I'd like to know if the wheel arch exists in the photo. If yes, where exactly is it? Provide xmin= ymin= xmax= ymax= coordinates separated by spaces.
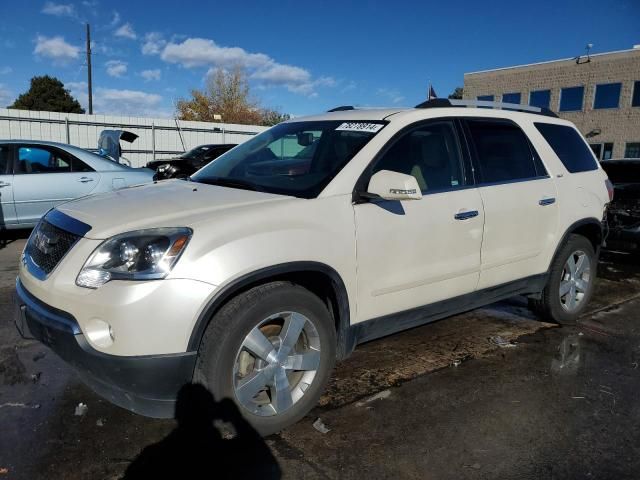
xmin=550 ymin=217 xmax=603 ymax=268
xmin=187 ymin=262 xmax=354 ymax=360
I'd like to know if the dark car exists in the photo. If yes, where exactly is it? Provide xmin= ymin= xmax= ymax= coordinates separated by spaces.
xmin=601 ymin=159 xmax=640 ymax=254
xmin=147 ymin=144 xmax=237 ymax=180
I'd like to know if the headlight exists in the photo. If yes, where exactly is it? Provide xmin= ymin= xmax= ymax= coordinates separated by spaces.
xmin=157 ymin=164 xmax=169 ymax=172
xmin=76 ymin=227 xmax=192 ymax=289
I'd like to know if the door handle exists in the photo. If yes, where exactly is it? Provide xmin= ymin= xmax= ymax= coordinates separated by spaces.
xmin=539 ymin=197 xmax=556 ymax=206
xmin=0 ymin=182 xmax=11 ymax=187
xmin=78 ymin=177 xmax=94 ymax=183
xmin=454 ymin=210 xmax=479 ymax=220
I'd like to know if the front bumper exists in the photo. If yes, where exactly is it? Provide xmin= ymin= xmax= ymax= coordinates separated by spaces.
xmin=14 ymin=278 xmax=196 ymax=418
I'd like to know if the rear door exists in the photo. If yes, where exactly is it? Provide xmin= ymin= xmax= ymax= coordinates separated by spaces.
xmin=0 ymin=145 xmax=17 ymax=226
xmin=462 ymin=118 xmax=558 ymax=289
xmin=12 ymin=144 xmax=100 ymax=225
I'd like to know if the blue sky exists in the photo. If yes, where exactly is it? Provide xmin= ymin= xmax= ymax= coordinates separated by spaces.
xmin=0 ymin=0 xmax=638 ymax=119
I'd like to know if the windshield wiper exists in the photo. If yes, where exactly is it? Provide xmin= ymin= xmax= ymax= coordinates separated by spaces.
xmin=195 ymin=176 xmax=263 ymax=192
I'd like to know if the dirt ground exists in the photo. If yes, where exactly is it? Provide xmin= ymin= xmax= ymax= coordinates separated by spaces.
xmin=1 ymin=230 xmax=639 ymax=479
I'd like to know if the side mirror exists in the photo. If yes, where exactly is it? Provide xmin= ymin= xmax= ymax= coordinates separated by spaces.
xmin=367 ymin=170 xmax=423 ymax=201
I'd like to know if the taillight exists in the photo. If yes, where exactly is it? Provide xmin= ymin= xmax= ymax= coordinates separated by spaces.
xmin=605 ymin=178 xmax=614 ymax=202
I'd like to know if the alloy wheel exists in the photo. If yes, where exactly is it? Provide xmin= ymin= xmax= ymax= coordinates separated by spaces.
xmin=233 ymin=311 xmax=321 ymax=417
xmin=559 ymin=250 xmax=591 ymax=312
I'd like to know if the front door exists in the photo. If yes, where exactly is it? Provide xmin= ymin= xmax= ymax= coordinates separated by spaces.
xmin=354 ymin=120 xmax=484 ymax=322
xmin=13 ymin=144 xmax=100 ymax=225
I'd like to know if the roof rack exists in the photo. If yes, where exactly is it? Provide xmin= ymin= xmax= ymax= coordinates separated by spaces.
xmin=327 ymin=105 xmax=356 ymax=112
xmin=414 ymin=98 xmax=558 ymax=118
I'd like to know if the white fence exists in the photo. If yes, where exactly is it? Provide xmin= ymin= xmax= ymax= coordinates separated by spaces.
xmin=0 ymin=109 xmax=267 ymax=167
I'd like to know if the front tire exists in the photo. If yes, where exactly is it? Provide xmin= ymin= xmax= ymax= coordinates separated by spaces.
xmin=529 ymin=234 xmax=597 ymax=325
xmin=194 ymin=282 xmax=336 ymax=436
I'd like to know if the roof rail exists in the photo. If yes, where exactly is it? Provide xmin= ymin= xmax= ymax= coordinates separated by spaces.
xmin=327 ymin=105 xmax=355 ymax=112
xmin=414 ymin=98 xmax=558 ymax=118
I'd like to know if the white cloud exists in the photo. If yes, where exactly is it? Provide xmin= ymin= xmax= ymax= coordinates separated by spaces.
xmin=140 ymin=69 xmax=161 ymax=81
xmin=109 ymin=11 xmax=121 ymax=27
xmin=66 ymin=81 xmax=168 ymax=117
xmin=341 ymin=80 xmax=357 ymax=93
xmin=252 ymin=64 xmax=310 ymax=85
xmin=96 ymin=88 xmax=166 ymax=116
xmin=114 ymin=22 xmax=136 ymax=40
xmin=66 ymin=80 xmax=87 ymax=91
xmin=161 ymin=38 xmax=270 ymax=68
xmin=0 ymin=67 xmax=12 ymax=75
xmin=141 ymin=32 xmax=166 ymax=55
xmin=0 ymin=84 xmax=12 ymax=107
xmin=161 ymin=37 xmax=335 ymax=96
xmin=41 ymin=2 xmax=76 ymax=18
xmin=34 ymin=35 xmax=80 ymax=63
xmin=105 ymin=60 xmax=127 ymax=77
xmin=377 ymin=87 xmax=405 ymax=105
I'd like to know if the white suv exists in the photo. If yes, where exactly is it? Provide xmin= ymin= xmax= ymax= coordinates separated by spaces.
xmin=15 ymin=100 xmax=612 ymax=434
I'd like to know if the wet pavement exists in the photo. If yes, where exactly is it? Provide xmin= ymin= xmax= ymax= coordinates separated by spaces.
xmin=1 ymin=230 xmax=639 ymax=479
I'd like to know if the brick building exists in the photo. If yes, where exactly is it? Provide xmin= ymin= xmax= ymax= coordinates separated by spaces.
xmin=463 ymin=46 xmax=640 ymax=160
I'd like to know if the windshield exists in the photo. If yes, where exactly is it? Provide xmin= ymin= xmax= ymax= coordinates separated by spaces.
xmin=179 ymin=146 xmax=210 ymax=160
xmin=191 ymin=121 xmax=385 ymax=198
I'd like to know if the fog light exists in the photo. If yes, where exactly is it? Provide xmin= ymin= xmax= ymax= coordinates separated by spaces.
xmin=85 ymin=318 xmax=114 ymax=348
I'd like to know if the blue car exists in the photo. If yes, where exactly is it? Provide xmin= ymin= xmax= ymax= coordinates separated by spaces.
xmin=0 ymin=140 xmax=154 ymax=229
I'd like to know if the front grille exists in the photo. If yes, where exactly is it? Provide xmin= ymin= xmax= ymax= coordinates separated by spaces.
xmin=26 ymin=220 xmax=80 ymax=275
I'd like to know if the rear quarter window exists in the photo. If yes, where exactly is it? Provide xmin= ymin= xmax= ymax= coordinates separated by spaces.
xmin=534 ymin=123 xmax=598 ymax=173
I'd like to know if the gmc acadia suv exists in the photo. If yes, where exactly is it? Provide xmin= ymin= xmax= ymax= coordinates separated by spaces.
xmin=15 ymin=99 xmax=612 ymax=435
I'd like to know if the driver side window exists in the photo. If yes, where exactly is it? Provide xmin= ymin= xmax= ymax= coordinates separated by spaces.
xmin=372 ymin=121 xmax=465 ymax=192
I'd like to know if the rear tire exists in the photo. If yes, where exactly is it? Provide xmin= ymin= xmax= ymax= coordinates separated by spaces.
xmin=529 ymin=234 xmax=597 ymax=325
xmin=194 ymin=281 xmax=335 ymax=436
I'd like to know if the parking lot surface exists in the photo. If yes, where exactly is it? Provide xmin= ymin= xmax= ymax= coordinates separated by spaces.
xmin=1 ymin=231 xmax=639 ymax=479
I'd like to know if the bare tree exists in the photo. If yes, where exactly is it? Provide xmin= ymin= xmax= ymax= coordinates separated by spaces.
xmin=176 ymin=66 xmax=289 ymax=126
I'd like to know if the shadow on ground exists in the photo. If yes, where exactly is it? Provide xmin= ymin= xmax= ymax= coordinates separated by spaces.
xmin=122 ymin=383 xmax=281 ymax=480
xmin=0 ymin=229 xmax=30 ymax=250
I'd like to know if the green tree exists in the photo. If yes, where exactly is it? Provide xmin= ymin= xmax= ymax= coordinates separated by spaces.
xmin=9 ymin=75 xmax=84 ymax=113
xmin=176 ymin=66 xmax=289 ymax=126
xmin=448 ymin=87 xmax=464 ymax=100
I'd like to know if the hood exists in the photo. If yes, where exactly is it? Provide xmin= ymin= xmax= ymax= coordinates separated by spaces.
xmin=55 ymin=180 xmax=289 ymax=239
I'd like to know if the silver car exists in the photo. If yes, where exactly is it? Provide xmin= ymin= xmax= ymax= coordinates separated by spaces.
xmin=0 ymin=140 xmax=154 ymax=229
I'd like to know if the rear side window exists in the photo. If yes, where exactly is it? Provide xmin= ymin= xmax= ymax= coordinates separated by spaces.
xmin=71 ymin=156 xmax=94 ymax=172
xmin=534 ymin=123 xmax=598 ymax=173
xmin=465 ymin=120 xmax=538 ymax=183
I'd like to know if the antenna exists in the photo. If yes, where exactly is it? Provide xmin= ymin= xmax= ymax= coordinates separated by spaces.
xmin=575 ymin=43 xmax=593 ymax=65
xmin=86 ymin=23 xmax=93 ymax=114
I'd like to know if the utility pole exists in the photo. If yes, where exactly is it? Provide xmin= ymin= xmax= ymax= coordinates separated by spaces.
xmin=86 ymin=23 xmax=93 ymax=114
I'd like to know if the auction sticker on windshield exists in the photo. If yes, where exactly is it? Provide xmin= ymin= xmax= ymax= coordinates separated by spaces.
xmin=335 ymin=122 xmax=385 ymax=133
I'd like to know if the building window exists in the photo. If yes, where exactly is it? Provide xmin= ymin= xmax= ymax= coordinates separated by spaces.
xmin=625 ymin=142 xmax=640 ymax=158
xmin=502 ymin=92 xmax=521 ymax=104
xmin=529 ymin=90 xmax=551 ymax=109
xmin=477 ymin=95 xmax=494 ymax=102
xmin=632 ymin=81 xmax=640 ymax=107
xmin=559 ymin=86 xmax=584 ymax=112
xmin=591 ymin=143 xmax=615 ymax=161
xmin=593 ymin=83 xmax=622 ymax=109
